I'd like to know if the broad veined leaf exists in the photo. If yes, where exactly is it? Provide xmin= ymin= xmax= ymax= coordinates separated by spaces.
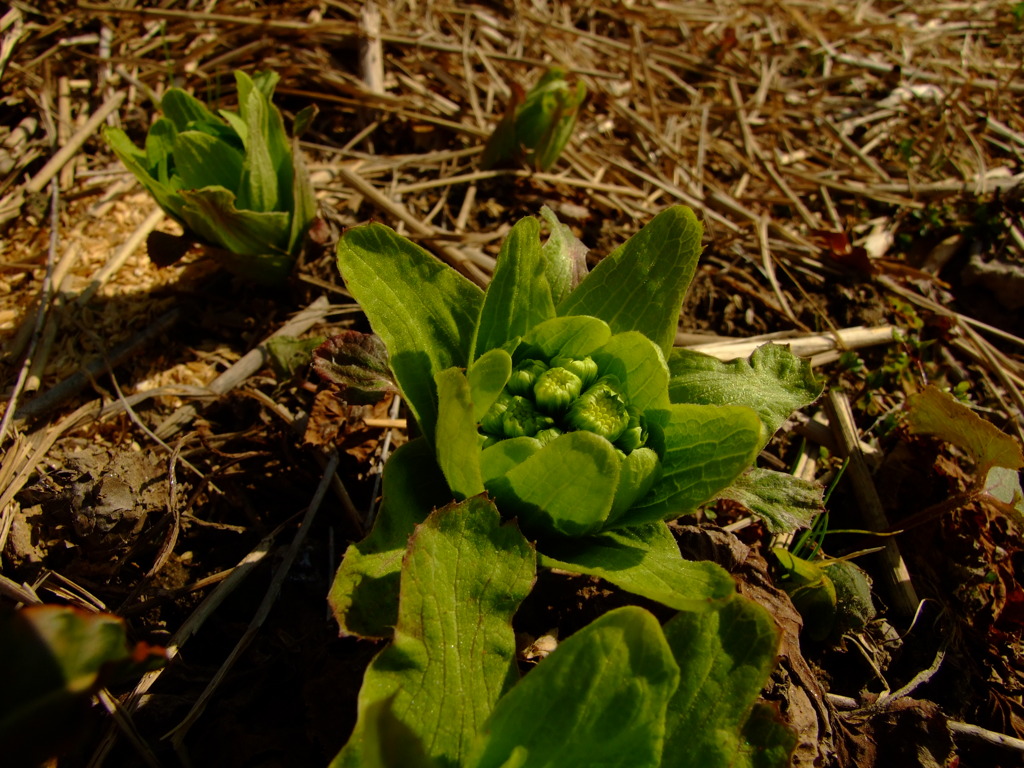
xmin=468 ymin=348 xmax=513 ymax=422
xmin=717 ymin=468 xmax=823 ymax=534
xmin=519 ymin=315 xmax=610 ymax=360
xmin=473 ymin=216 xmax=555 ymax=359
xmin=178 ymin=186 xmax=290 ymax=255
xmin=467 ymin=606 xmax=679 ymax=768
xmin=668 ymin=343 xmax=822 ymax=449
xmin=539 ymin=521 xmax=737 ymax=610
xmin=905 ymin=385 xmax=1024 ymax=475
xmin=337 ymin=224 xmax=483 ymax=441
xmin=333 ymin=497 xmax=535 ymax=768
xmin=592 ymin=331 xmax=671 ymax=414
xmin=485 ymin=430 xmax=620 ymax=537
xmin=624 ymin=404 xmax=763 ymax=525
xmin=557 ymin=206 xmax=702 ymax=355
xmin=172 ymin=130 xmax=245 ymax=192
xmin=436 ymin=367 xmax=485 ymax=499
xmin=661 ymin=595 xmax=784 ymax=768
xmin=328 ymin=439 xmax=452 ymax=639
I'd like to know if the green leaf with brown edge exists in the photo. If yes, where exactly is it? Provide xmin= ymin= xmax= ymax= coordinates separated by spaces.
xmin=668 ymin=343 xmax=823 ymax=450
xmin=336 ymin=223 xmax=484 ymax=442
xmin=661 ymin=594 xmax=784 ymax=768
xmin=0 ymin=606 xmax=165 ymax=768
xmin=332 ymin=496 xmax=535 ymax=768
xmin=557 ymin=206 xmax=702 ymax=356
xmin=539 ymin=521 xmax=737 ymax=610
xmin=467 ymin=606 xmax=679 ymax=768
xmin=312 ymin=332 xmax=396 ymax=404
xmin=328 ymin=439 xmax=453 ymax=639
xmin=906 ymin=385 xmax=1024 ymax=475
xmin=472 ymin=216 xmax=555 ymax=359
xmin=623 ymin=404 xmax=763 ymax=525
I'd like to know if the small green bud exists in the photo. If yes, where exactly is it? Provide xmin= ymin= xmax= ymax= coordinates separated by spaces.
xmin=566 ymin=376 xmax=630 ymax=442
xmin=508 ymin=359 xmax=548 ymax=397
xmin=480 ymin=390 xmax=515 ymax=435
xmin=533 ymin=366 xmax=583 ymax=413
xmin=551 ymin=355 xmax=599 ymax=389
xmin=535 ymin=426 xmax=564 ymax=445
xmin=502 ymin=395 xmax=555 ymax=438
xmin=615 ymin=407 xmax=648 ymax=452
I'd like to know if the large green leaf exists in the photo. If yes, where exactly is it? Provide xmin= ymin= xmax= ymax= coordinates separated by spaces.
xmin=467 ymin=606 xmax=679 ymax=768
xmin=178 ymin=187 xmax=290 ymax=256
xmin=172 ymin=130 xmax=245 ymax=192
xmin=557 ymin=206 xmax=702 ymax=355
xmin=472 ymin=216 xmax=555 ymax=359
xmin=625 ymin=404 xmax=762 ymax=525
xmin=539 ymin=521 xmax=737 ymax=609
xmin=485 ymin=431 xmax=620 ymax=537
xmin=592 ymin=331 xmax=671 ymax=414
xmin=435 ymin=367 xmax=485 ymax=499
xmin=662 ymin=595 xmax=786 ymax=768
xmin=328 ymin=439 xmax=452 ymax=639
xmin=337 ymin=224 xmax=484 ymax=441
xmin=718 ymin=468 xmax=822 ymax=534
xmin=333 ymin=497 xmax=535 ymax=768
xmin=159 ymin=87 xmax=221 ymax=132
xmin=236 ymin=84 xmax=280 ymax=212
xmin=668 ymin=343 xmax=822 ymax=449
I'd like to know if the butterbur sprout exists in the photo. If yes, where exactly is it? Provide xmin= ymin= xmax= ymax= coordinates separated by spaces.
xmin=104 ymin=70 xmax=317 ymax=284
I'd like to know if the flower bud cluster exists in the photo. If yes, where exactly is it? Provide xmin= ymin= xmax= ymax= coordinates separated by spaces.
xmin=480 ymin=354 xmax=648 ymax=453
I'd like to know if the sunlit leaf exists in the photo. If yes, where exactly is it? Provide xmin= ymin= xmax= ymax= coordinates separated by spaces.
xmin=333 ymin=497 xmax=535 ymax=767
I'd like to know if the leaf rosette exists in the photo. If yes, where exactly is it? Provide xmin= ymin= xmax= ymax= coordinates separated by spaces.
xmin=336 ymin=206 xmax=769 ymax=539
xmin=104 ymin=70 xmax=317 ymax=284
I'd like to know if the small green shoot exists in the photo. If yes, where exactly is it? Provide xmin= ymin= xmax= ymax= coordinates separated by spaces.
xmin=105 ymin=70 xmax=317 ymax=284
xmin=481 ymin=68 xmax=587 ymax=171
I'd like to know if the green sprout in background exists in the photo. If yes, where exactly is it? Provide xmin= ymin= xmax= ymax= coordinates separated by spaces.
xmin=104 ymin=70 xmax=317 ymax=284
xmin=481 ymin=67 xmax=587 ymax=172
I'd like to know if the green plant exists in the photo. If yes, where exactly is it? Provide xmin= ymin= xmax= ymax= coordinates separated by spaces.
xmin=0 ymin=605 xmax=164 ymax=768
xmin=105 ymin=70 xmax=317 ymax=284
xmin=481 ymin=68 xmax=586 ymax=172
xmin=329 ymin=206 xmax=822 ymax=766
